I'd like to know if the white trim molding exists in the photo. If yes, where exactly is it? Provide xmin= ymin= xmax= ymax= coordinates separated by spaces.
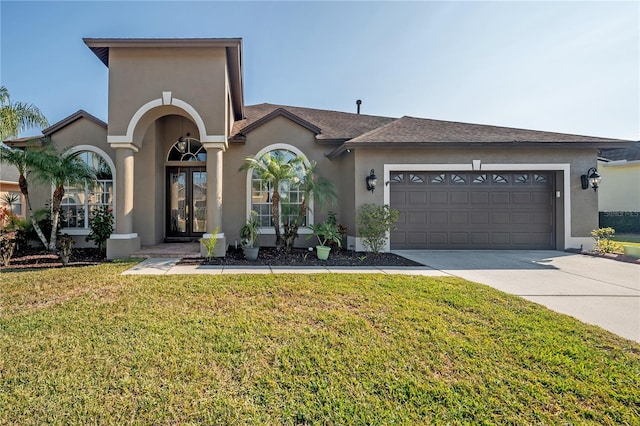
xmin=107 ymin=92 xmax=227 ymax=148
xmin=383 ymin=162 xmax=575 ymax=252
xmin=107 ymin=142 xmax=140 ymax=152
xmin=244 ymin=143 xmax=314 ymax=226
xmin=60 ymin=145 xmax=117 ymax=231
xmin=202 ymin=232 xmax=225 ymax=239
xmin=109 ymin=233 xmax=138 ymax=239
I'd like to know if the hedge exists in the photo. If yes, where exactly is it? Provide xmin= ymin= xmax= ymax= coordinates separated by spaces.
xmin=599 ymin=211 xmax=640 ymax=233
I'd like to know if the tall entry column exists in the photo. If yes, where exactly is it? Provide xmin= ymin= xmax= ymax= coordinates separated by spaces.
xmin=106 ymin=144 xmax=141 ymax=259
xmin=202 ymin=143 xmax=226 ymax=257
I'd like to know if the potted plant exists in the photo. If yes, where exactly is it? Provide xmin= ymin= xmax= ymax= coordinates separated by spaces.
xmin=240 ymin=211 xmax=260 ymax=260
xmin=307 ymin=220 xmax=342 ymax=260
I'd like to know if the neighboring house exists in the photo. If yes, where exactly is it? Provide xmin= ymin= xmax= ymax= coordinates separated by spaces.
xmin=597 ymin=142 xmax=640 ymax=232
xmin=598 ymin=142 xmax=640 ymax=212
xmin=4 ymin=38 xmax=633 ymax=258
xmin=0 ymin=142 xmax=25 ymax=218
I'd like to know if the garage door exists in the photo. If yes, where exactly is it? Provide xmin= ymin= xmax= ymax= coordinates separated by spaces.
xmin=390 ymin=171 xmax=555 ymax=249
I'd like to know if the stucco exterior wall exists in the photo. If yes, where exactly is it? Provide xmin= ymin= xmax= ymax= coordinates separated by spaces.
xmin=352 ymin=146 xmax=599 ymax=250
xmin=337 ymin=151 xmax=356 ymax=249
xmin=223 ymin=116 xmax=344 ymax=248
xmin=108 ymin=47 xmax=228 ymax=140
xmin=598 ymin=162 xmax=640 ymax=211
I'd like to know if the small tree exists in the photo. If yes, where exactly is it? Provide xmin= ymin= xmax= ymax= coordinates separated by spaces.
xmin=357 ymin=203 xmax=399 ymax=254
xmin=282 ymin=161 xmax=336 ymax=251
xmin=0 ymin=207 xmax=18 ymax=267
xmin=0 ymin=86 xmax=49 ymax=141
xmin=31 ymin=148 xmax=96 ymax=251
xmin=86 ymin=206 xmax=114 ymax=255
xmin=0 ymin=143 xmax=52 ymax=249
xmin=239 ymin=152 xmax=304 ymax=249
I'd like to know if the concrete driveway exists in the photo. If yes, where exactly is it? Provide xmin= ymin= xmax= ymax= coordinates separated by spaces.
xmin=393 ymin=250 xmax=640 ymax=343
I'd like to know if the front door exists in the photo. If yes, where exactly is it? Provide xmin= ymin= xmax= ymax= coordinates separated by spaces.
xmin=166 ymin=167 xmax=207 ymax=239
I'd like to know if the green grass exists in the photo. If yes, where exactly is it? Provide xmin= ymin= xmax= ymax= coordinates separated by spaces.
xmin=1 ymin=262 xmax=639 ymax=424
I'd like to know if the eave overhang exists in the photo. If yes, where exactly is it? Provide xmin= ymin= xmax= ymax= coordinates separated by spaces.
xmin=83 ymin=38 xmax=245 ymax=120
xmin=42 ymin=109 xmax=107 ymax=136
xmin=326 ymin=139 xmax=635 ymax=160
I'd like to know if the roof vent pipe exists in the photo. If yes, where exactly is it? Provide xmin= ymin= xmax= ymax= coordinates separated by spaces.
xmin=356 ymin=99 xmax=362 ymax=114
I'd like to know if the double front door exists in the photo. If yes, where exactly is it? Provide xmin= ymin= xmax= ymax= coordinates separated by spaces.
xmin=166 ymin=167 xmax=207 ymax=238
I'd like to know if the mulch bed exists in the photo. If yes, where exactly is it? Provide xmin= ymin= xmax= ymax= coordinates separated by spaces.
xmin=178 ymin=247 xmax=423 ymax=267
xmin=4 ymin=247 xmax=636 ymax=272
xmin=1 ymin=248 xmax=107 ymax=271
xmin=576 ymin=250 xmax=640 ymax=265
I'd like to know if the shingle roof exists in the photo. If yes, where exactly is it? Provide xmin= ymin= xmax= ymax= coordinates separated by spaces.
xmin=347 ymin=116 xmax=629 ymax=145
xmin=234 ymin=104 xmax=632 ymax=157
xmin=231 ymin=103 xmax=395 ymax=142
xmin=599 ymin=141 xmax=640 ymax=162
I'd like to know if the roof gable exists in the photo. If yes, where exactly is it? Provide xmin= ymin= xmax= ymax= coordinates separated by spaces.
xmin=43 ymin=110 xmax=107 ymax=136
xmin=235 ymin=107 xmax=322 ymax=137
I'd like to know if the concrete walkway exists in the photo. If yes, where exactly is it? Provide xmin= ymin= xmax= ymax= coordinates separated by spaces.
xmin=123 ymin=258 xmax=446 ymax=276
xmin=123 ymin=250 xmax=640 ymax=343
xmin=395 ymin=250 xmax=640 ymax=343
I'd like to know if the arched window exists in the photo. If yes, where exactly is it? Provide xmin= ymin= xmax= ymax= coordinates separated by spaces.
xmin=61 ymin=150 xmax=114 ymax=230
xmin=167 ymin=138 xmax=206 ymax=162
xmin=248 ymin=145 xmax=312 ymax=229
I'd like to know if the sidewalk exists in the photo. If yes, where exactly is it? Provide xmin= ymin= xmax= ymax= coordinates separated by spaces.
xmin=122 ymin=257 xmax=447 ymax=276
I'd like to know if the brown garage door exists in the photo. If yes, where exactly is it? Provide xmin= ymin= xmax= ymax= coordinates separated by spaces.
xmin=390 ymin=171 xmax=555 ymax=249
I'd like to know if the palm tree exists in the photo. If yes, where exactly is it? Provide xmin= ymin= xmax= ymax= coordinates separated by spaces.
xmin=239 ymin=152 xmax=304 ymax=248
xmin=0 ymin=86 xmax=48 ymax=141
xmin=0 ymin=143 xmax=52 ymax=248
xmin=32 ymin=148 xmax=96 ymax=251
xmin=0 ymin=86 xmax=49 ymax=247
xmin=282 ymin=161 xmax=337 ymax=250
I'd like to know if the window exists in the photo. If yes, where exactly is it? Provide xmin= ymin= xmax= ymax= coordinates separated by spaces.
xmin=61 ymin=151 xmax=113 ymax=230
xmin=167 ymin=138 xmax=206 ymax=162
xmin=249 ymin=147 xmax=309 ymax=228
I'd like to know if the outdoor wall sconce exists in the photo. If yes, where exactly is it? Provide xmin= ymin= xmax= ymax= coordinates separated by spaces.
xmin=365 ymin=169 xmax=377 ymax=192
xmin=581 ymin=167 xmax=601 ymax=191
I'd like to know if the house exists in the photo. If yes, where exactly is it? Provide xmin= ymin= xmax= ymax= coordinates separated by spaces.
xmin=0 ymin=142 xmax=25 ymax=218
xmin=5 ymin=38 xmax=633 ymax=258
xmin=597 ymin=142 xmax=640 ymax=232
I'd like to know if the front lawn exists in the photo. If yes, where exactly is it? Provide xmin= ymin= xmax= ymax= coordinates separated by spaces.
xmin=1 ymin=262 xmax=638 ymax=424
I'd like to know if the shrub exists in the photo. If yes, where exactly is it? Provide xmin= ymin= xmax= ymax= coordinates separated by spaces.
xmin=58 ymin=233 xmax=74 ymax=266
xmin=307 ymin=220 xmax=342 ymax=248
xmin=356 ymin=203 xmax=399 ymax=254
xmin=86 ymin=206 xmax=114 ymax=254
xmin=200 ymin=227 xmax=219 ymax=262
xmin=0 ymin=231 xmax=17 ymax=267
xmin=590 ymin=227 xmax=622 ymax=254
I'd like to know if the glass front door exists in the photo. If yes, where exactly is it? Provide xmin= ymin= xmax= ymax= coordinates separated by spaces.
xmin=167 ymin=167 xmax=207 ymax=238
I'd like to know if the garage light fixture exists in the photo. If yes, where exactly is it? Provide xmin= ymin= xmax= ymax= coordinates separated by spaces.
xmin=365 ymin=169 xmax=377 ymax=192
xmin=580 ymin=167 xmax=601 ymax=191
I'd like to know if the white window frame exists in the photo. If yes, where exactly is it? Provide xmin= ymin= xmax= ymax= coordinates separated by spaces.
xmin=58 ymin=145 xmax=116 ymax=236
xmin=244 ymin=143 xmax=314 ymax=235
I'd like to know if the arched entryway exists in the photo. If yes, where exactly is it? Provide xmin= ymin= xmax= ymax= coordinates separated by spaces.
xmin=166 ymin=136 xmax=208 ymax=240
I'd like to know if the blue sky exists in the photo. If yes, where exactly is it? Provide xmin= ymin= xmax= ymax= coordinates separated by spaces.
xmin=1 ymin=1 xmax=638 ymax=140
